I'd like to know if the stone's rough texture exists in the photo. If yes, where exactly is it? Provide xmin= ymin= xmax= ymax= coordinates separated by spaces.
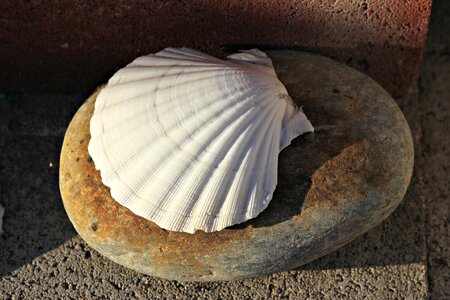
xmin=59 ymin=51 xmax=414 ymax=281
xmin=0 ymin=1 xmax=430 ymax=97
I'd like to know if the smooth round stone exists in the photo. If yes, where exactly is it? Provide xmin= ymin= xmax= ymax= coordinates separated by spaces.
xmin=59 ymin=51 xmax=414 ymax=282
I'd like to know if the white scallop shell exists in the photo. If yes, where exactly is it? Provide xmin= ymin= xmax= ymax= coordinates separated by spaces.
xmin=88 ymin=47 xmax=313 ymax=233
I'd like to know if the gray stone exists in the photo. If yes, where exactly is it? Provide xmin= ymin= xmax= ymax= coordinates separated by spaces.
xmin=59 ymin=51 xmax=414 ymax=281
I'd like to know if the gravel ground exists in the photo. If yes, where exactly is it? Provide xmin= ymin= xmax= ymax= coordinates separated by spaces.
xmin=0 ymin=1 xmax=448 ymax=299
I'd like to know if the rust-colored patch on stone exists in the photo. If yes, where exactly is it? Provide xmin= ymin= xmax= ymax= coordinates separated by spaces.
xmin=305 ymin=140 xmax=371 ymax=208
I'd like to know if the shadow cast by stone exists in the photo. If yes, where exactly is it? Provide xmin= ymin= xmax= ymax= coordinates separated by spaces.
xmin=0 ymin=135 xmax=77 ymax=277
xmin=0 ymin=93 xmax=88 ymax=277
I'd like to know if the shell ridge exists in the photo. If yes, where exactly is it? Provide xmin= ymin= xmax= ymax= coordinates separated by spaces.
xmin=213 ymin=98 xmax=281 ymax=219
xmin=152 ymin=73 xmax=261 ymax=141
xmin=134 ymin=55 xmax=222 ymax=67
xmin=126 ymin=90 xmax=280 ymax=221
xmin=240 ymin=99 xmax=285 ymax=215
xmin=184 ymin=128 xmax=255 ymax=232
xmin=112 ymin=68 xmax=245 ymax=91
xmin=101 ymin=69 xmax=247 ymax=111
xmin=128 ymin=91 xmax=273 ymax=205
xmin=184 ymin=100 xmax=282 ymax=229
xmin=103 ymin=88 xmax=274 ymax=200
xmin=160 ymin=48 xmax=226 ymax=64
xmin=129 ymin=62 xmax=233 ymax=69
xmin=117 ymin=184 xmax=277 ymax=222
xmin=151 ymin=52 xmax=237 ymax=68
xmin=185 ymin=98 xmax=280 ymax=226
xmin=155 ymin=52 xmax=214 ymax=63
xmin=264 ymin=111 xmax=283 ymax=192
xmin=103 ymin=60 xmax=276 ymax=113
xmin=109 ymin=66 xmax=241 ymax=85
xmin=97 ymin=82 xmax=231 ymax=133
xmin=153 ymin=106 xmax=264 ymax=220
xmin=98 ymin=84 xmax=269 ymax=178
xmin=98 ymin=81 xmax=255 ymax=144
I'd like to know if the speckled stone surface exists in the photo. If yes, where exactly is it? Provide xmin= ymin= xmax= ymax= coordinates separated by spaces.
xmin=59 ymin=51 xmax=414 ymax=281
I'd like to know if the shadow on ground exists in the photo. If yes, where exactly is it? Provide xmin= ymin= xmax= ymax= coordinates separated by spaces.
xmin=0 ymin=95 xmax=85 ymax=277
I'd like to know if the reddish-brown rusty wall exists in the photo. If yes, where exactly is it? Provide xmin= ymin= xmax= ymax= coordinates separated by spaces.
xmin=0 ymin=0 xmax=431 ymax=96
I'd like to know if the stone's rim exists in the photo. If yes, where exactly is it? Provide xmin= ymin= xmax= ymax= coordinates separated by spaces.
xmin=59 ymin=51 xmax=414 ymax=281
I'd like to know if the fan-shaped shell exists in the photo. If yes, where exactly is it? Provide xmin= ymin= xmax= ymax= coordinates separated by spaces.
xmin=88 ymin=48 xmax=313 ymax=233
